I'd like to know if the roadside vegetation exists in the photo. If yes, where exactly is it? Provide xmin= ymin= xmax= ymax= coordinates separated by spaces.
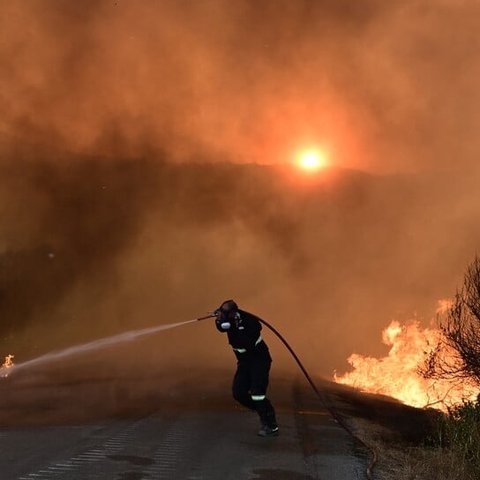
xmin=334 ymin=256 xmax=480 ymax=479
xmin=380 ymin=256 xmax=480 ymax=479
xmin=417 ymin=256 xmax=480 ymax=479
xmin=371 ymin=400 xmax=480 ymax=480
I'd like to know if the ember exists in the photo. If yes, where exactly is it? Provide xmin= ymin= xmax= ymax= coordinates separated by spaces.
xmin=0 ymin=354 xmax=14 ymax=378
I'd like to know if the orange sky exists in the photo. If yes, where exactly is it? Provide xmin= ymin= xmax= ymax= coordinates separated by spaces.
xmin=1 ymin=0 xmax=480 ymax=173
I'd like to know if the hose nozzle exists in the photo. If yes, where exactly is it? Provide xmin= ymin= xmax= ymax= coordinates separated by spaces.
xmin=196 ymin=313 xmax=217 ymax=321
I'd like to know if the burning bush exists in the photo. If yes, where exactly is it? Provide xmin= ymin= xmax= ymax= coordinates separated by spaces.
xmin=335 ymin=256 xmax=480 ymax=412
xmin=422 ymin=256 xmax=480 ymax=388
xmin=334 ymin=318 xmax=478 ymax=411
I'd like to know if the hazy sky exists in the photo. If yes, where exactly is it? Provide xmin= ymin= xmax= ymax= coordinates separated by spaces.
xmin=2 ymin=0 xmax=480 ymax=172
xmin=1 ymin=1 xmax=480 ymax=378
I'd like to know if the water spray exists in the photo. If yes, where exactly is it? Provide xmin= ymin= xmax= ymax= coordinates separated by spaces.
xmin=1 ymin=314 xmax=214 ymax=377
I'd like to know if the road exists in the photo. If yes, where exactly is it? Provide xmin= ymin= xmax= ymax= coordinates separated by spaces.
xmin=0 ymin=377 xmax=368 ymax=480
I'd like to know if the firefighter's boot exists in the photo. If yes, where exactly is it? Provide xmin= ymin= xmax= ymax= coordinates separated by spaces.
xmin=257 ymin=403 xmax=279 ymax=437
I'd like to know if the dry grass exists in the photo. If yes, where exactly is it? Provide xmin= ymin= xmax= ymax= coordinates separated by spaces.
xmin=373 ymin=444 xmax=475 ymax=480
xmin=350 ymin=418 xmax=475 ymax=480
xmin=319 ymin=380 xmax=477 ymax=480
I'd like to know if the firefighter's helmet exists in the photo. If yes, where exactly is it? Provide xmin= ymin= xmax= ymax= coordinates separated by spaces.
xmin=219 ymin=299 xmax=238 ymax=314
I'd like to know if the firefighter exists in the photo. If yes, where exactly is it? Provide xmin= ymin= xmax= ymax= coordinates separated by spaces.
xmin=214 ymin=299 xmax=279 ymax=437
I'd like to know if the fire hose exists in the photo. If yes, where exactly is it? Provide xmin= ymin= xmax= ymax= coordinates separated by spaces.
xmin=196 ymin=313 xmax=378 ymax=480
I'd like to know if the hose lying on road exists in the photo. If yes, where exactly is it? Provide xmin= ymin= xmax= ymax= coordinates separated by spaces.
xmin=256 ymin=317 xmax=378 ymax=480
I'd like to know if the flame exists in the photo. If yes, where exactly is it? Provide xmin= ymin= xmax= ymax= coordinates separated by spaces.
xmin=334 ymin=313 xmax=478 ymax=411
xmin=0 ymin=354 xmax=14 ymax=378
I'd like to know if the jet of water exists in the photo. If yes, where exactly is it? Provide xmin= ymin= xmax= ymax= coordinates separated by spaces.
xmin=2 ymin=318 xmax=203 ymax=376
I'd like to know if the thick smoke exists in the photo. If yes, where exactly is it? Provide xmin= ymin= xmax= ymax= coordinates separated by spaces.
xmin=2 ymin=0 xmax=480 ymax=171
xmin=0 ymin=149 xmax=159 ymax=345
xmin=1 ymin=0 xmax=480 ymax=384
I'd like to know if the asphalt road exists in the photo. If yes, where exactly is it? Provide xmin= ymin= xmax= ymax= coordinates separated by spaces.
xmin=0 ymin=377 xmax=368 ymax=480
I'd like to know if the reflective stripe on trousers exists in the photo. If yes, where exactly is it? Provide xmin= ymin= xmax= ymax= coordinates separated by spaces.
xmin=251 ymin=394 xmax=266 ymax=401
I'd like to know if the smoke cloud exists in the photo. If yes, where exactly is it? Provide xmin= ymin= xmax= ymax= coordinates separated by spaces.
xmin=2 ymin=0 xmax=480 ymax=171
xmin=1 ymin=0 xmax=480 ymax=386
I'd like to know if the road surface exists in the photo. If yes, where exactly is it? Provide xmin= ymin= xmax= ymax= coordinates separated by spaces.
xmin=0 ymin=377 xmax=368 ymax=480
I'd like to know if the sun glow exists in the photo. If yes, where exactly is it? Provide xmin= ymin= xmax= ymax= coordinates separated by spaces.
xmin=296 ymin=148 xmax=328 ymax=173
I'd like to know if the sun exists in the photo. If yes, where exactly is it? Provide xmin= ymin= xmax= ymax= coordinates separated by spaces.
xmin=296 ymin=148 xmax=329 ymax=173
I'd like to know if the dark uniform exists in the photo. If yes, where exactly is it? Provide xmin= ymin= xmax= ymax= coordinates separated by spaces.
xmin=215 ymin=300 xmax=278 ymax=437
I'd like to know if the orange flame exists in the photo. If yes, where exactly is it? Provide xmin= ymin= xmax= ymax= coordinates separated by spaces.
xmin=334 ymin=308 xmax=478 ymax=411
xmin=0 ymin=354 xmax=14 ymax=378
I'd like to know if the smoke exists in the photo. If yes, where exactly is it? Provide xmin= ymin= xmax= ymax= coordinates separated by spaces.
xmin=1 ymin=0 xmax=480 ymax=396
xmin=0 ymin=150 xmax=160 ymax=344
xmin=1 ymin=148 xmax=480 ymax=396
xmin=2 ymin=0 xmax=480 ymax=171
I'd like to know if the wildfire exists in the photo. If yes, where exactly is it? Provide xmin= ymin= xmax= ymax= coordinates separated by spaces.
xmin=334 ymin=315 xmax=478 ymax=411
xmin=0 ymin=354 xmax=14 ymax=378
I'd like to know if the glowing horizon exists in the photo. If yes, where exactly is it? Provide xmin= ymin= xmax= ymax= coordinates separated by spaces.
xmin=296 ymin=148 xmax=329 ymax=173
